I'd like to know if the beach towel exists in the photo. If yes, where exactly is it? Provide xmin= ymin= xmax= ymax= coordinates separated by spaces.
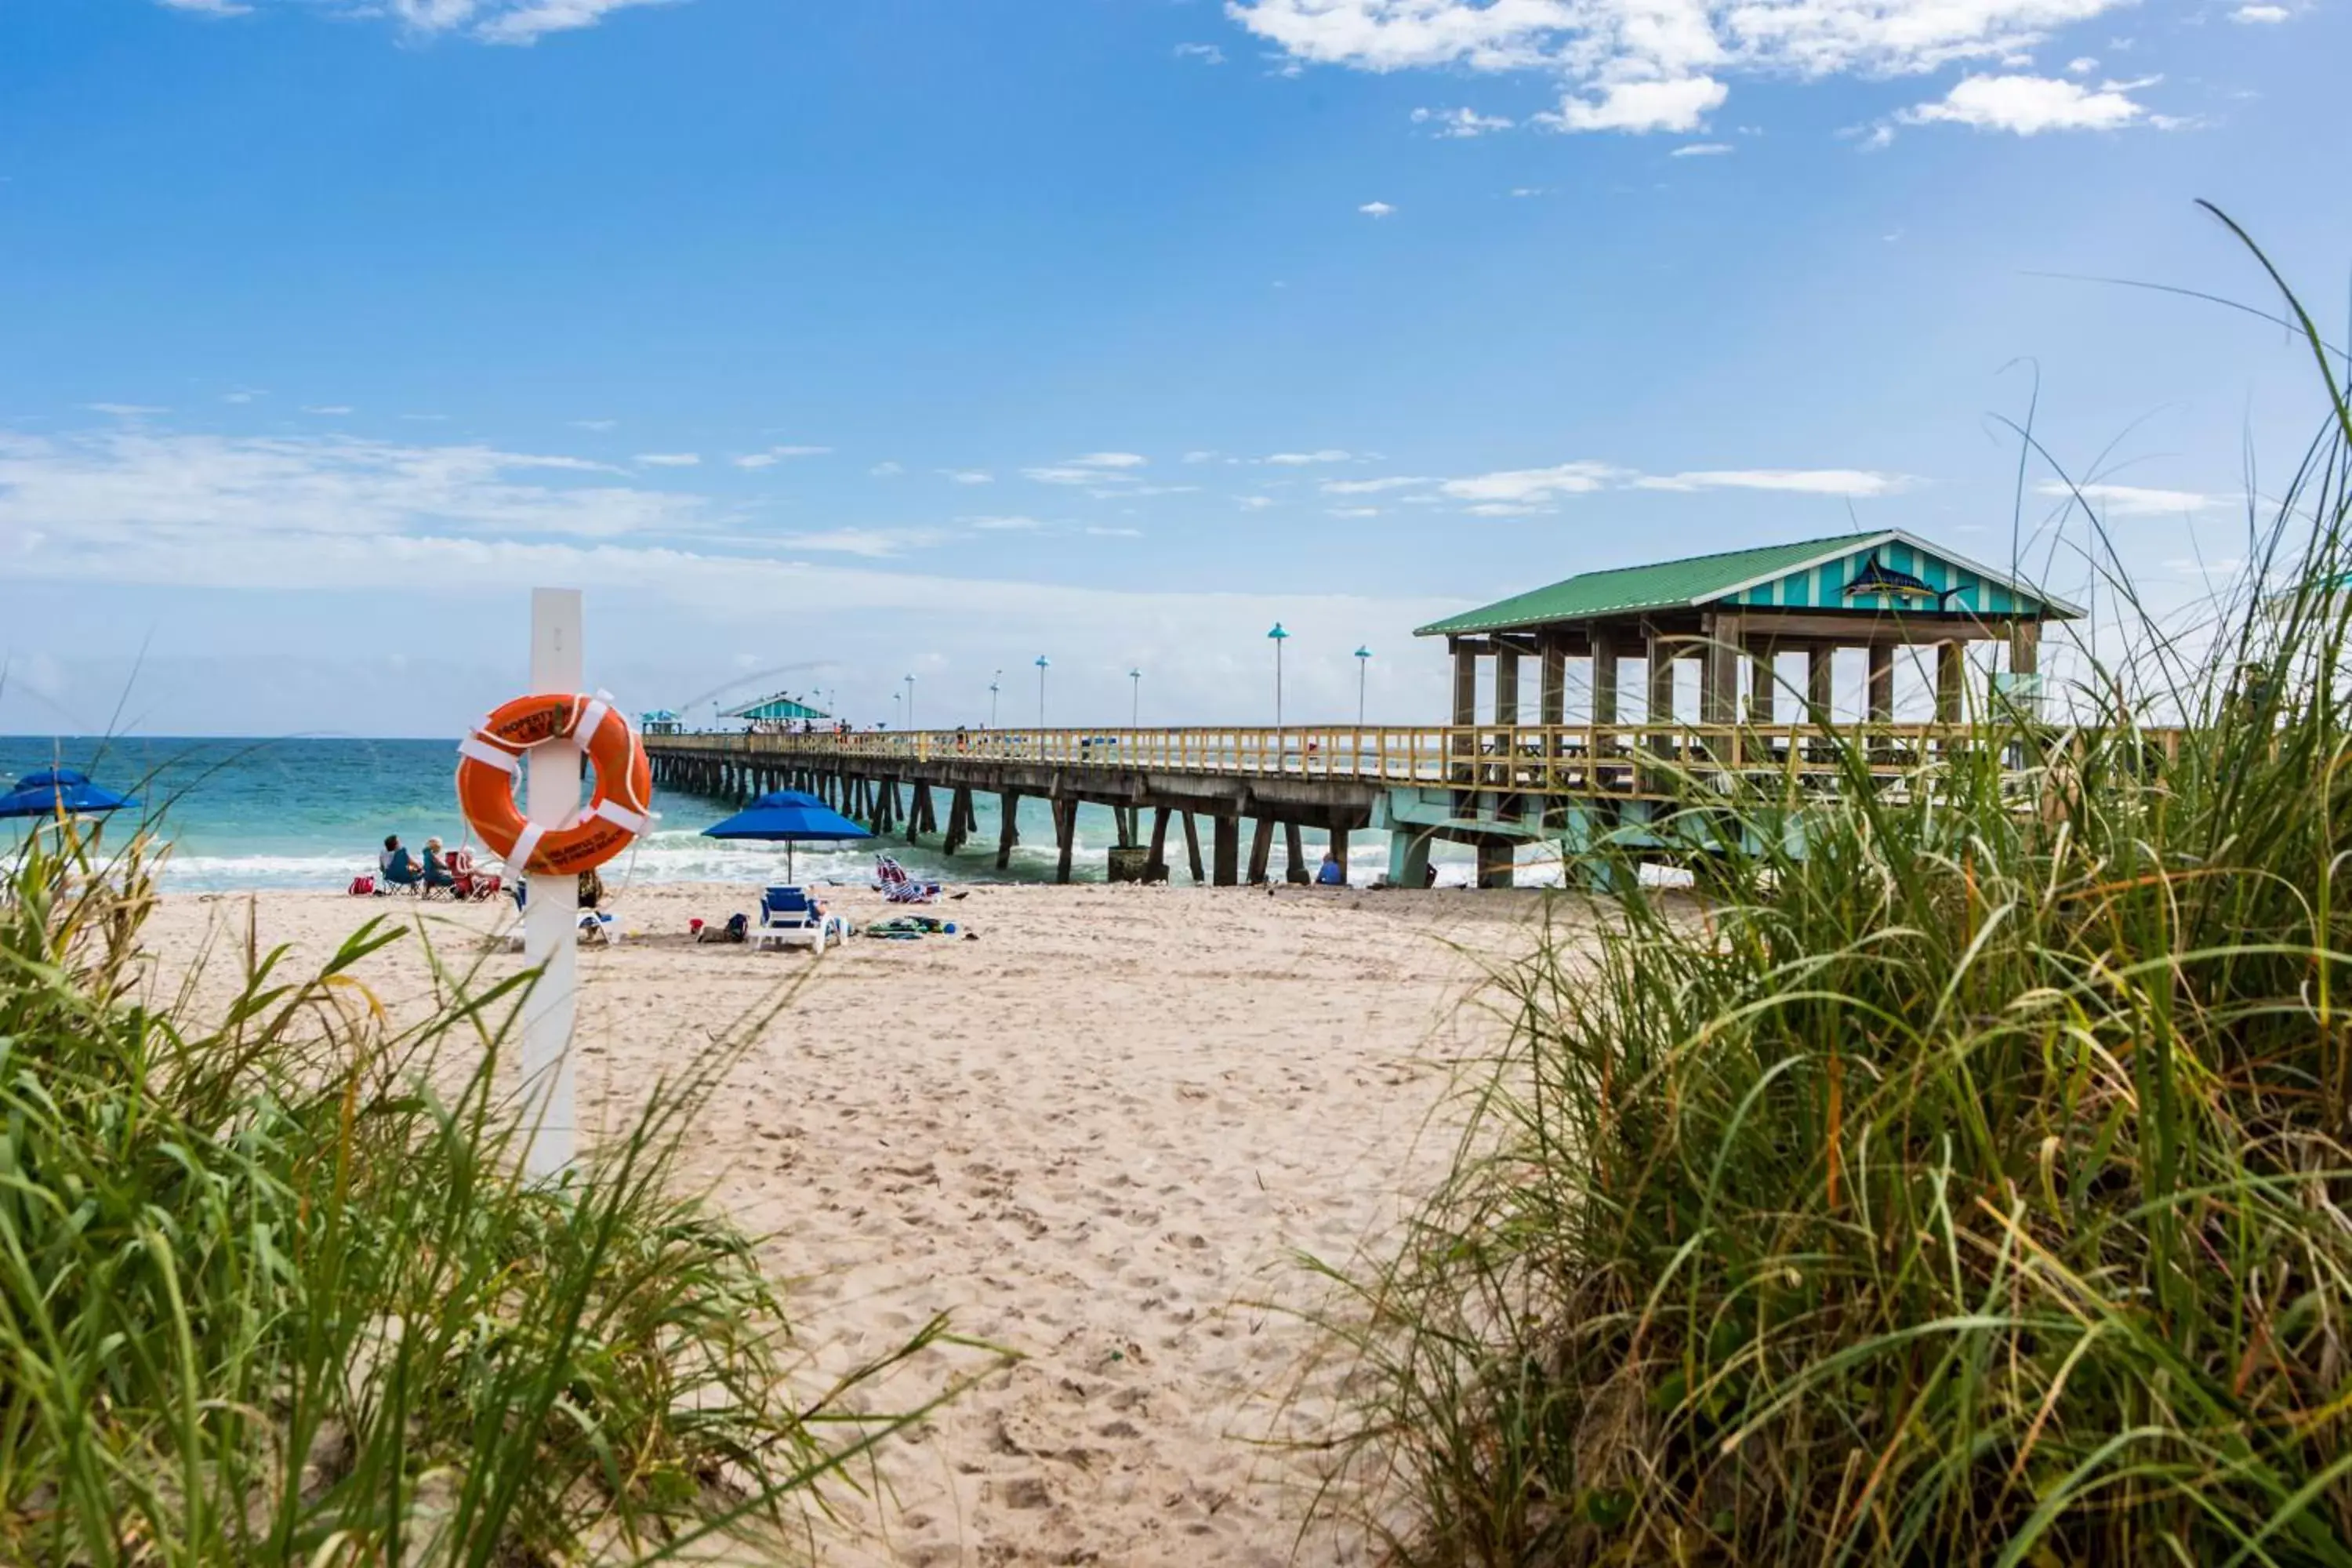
xmin=863 ymin=914 xmax=958 ymax=938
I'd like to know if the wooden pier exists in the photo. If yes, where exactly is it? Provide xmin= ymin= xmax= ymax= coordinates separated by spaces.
xmin=643 ymin=719 xmax=2143 ymax=887
xmin=648 ymin=529 xmax=2123 ymax=887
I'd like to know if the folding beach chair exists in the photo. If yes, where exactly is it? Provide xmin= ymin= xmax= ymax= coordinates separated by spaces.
xmin=873 ymin=854 xmax=941 ymax=905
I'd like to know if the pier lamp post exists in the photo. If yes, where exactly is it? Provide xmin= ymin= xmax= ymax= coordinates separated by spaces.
xmin=1354 ymin=645 xmax=1371 ymax=727
xmin=1035 ymin=655 xmax=1050 ymax=735
xmin=989 ymin=670 xmax=1002 ymax=729
xmin=1129 ymin=667 xmax=1142 ymax=728
xmin=1267 ymin=622 xmax=1290 ymax=729
xmin=904 ymin=673 xmax=916 ymax=732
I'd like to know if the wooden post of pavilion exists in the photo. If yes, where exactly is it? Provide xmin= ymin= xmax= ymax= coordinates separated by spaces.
xmin=1700 ymin=611 xmax=1741 ymax=765
xmin=1450 ymin=638 xmax=1479 ymax=817
xmin=1591 ymin=625 xmax=1620 ymax=782
xmin=1936 ymin=641 xmax=1967 ymax=724
xmin=1645 ymin=622 xmax=1678 ymax=788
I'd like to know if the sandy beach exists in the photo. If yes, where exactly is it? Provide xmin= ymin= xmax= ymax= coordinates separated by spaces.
xmin=138 ymin=879 xmax=1564 ymax=1566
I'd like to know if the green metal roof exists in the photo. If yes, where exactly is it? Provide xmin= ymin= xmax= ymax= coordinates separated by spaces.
xmin=1414 ymin=529 xmax=2080 ymax=636
xmin=720 ymin=693 xmax=830 ymax=722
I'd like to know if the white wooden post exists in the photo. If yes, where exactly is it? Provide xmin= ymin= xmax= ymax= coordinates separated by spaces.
xmin=521 ymin=588 xmax=583 ymax=1179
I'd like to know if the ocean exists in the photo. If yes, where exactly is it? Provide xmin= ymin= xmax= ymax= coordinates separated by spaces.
xmin=0 ymin=736 xmax=1486 ymax=892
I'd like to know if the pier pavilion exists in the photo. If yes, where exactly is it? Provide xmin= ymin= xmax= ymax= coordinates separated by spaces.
xmin=720 ymin=691 xmax=830 ymax=731
xmin=1417 ymin=528 xmax=2071 ymax=735
xmin=641 ymin=530 xmax=2087 ymax=889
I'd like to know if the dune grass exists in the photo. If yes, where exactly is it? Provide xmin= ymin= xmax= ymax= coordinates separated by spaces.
xmin=1309 ymin=217 xmax=2352 ymax=1565
xmin=0 ymin=822 xmax=995 ymax=1565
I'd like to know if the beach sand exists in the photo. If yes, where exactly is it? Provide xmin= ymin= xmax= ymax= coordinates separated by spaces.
xmin=138 ymin=880 xmax=1567 ymax=1566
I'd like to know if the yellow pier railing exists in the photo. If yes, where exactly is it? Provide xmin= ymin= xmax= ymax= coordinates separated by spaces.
xmin=644 ymin=722 xmax=2190 ymax=802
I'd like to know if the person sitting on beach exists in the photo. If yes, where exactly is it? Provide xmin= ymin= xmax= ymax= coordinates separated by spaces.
xmin=379 ymin=834 xmax=423 ymax=890
xmin=421 ymin=837 xmax=457 ymax=892
xmin=1316 ymin=848 xmax=1345 ymax=887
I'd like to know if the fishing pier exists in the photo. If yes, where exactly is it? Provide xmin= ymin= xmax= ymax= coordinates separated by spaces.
xmin=644 ymin=531 xmax=2104 ymax=887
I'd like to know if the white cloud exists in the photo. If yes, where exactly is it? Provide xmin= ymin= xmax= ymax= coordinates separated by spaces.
xmin=1236 ymin=495 xmax=1279 ymax=510
xmin=2036 ymin=481 xmax=2227 ymax=515
xmin=472 ymin=0 xmax=670 ymax=45
xmin=304 ymin=405 xmax=354 ymax=416
xmin=85 ymin=403 xmax=168 ymax=417
xmin=869 ymin=460 xmax=905 ymax=477
xmin=1265 ymin=449 xmax=1355 ymax=465
xmin=965 ymin=514 xmax=1046 ymax=531
xmin=1327 ymin=506 xmax=1381 ymax=517
xmin=1671 ymin=140 xmax=1734 ymax=155
xmin=1441 ymin=461 xmax=1621 ymax=504
xmin=2230 ymin=3 xmax=2288 ymax=19
xmin=570 ymin=418 xmax=618 ymax=431
xmin=197 ymin=0 xmax=672 ymax=44
xmin=0 ymin=425 xmax=694 ymax=556
xmin=223 ymin=389 xmax=265 ymax=404
xmin=725 ymin=445 xmax=828 ymax=470
xmin=1183 ymin=449 xmax=1219 ymax=463
xmin=941 ymin=468 xmax=995 ymax=485
xmin=635 ymin=452 xmax=701 ymax=467
xmin=1230 ymin=0 xmax=2144 ymax=133
xmin=1632 ymin=467 xmax=1910 ymax=495
xmin=1896 ymin=72 xmax=2151 ymax=134
xmin=1412 ymin=106 xmax=1514 ymax=136
xmin=1322 ymin=475 xmax=1432 ymax=494
xmin=2065 ymin=54 xmax=2099 ymax=71
xmin=775 ymin=528 xmax=946 ymax=557
xmin=1358 ymin=200 xmax=1396 ymax=217
xmin=1539 ymin=78 xmax=1727 ymax=134
xmin=1464 ymin=501 xmax=1554 ymax=517
xmin=1026 ymin=452 xmax=1150 ymax=486
xmin=1176 ymin=41 xmax=1228 ymax=62
xmin=1085 ymin=525 xmax=1144 ymax=537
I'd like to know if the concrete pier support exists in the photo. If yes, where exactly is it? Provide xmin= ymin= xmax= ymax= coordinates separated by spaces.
xmin=1386 ymin=829 xmax=1431 ymax=889
xmin=996 ymin=789 xmax=1022 ymax=869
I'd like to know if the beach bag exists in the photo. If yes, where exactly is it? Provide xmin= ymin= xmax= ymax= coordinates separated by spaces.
xmin=724 ymin=912 xmax=748 ymax=942
xmin=348 ymin=875 xmax=376 ymax=897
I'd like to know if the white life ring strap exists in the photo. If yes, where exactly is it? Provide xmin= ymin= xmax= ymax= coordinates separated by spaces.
xmin=590 ymin=798 xmax=652 ymax=834
xmin=457 ymin=737 xmax=521 ymax=774
xmin=506 ymin=820 xmax=548 ymax=873
xmin=575 ymin=690 xmax=615 ymax=746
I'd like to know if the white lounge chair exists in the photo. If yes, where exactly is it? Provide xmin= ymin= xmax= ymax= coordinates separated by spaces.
xmin=754 ymin=885 xmax=838 ymax=953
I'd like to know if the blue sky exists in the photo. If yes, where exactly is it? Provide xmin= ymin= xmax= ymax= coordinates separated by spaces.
xmin=1 ymin=0 xmax=2343 ymax=736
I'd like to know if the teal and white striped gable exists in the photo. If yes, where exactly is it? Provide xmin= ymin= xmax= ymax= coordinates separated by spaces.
xmin=1707 ymin=532 xmax=2079 ymax=619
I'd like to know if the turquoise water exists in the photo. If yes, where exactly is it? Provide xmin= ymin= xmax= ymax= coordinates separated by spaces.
xmin=0 ymin=737 xmax=1438 ymax=892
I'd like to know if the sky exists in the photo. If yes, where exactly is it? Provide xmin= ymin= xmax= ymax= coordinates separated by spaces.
xmin=1 ymin=0 xmax=2345 ymax=737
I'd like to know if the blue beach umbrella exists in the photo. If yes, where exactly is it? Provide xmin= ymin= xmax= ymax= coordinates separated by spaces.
xmin=0 ymin=768 xmax=140 ymax=820
xmin=701 ymin=789 xmax=873 ymax=883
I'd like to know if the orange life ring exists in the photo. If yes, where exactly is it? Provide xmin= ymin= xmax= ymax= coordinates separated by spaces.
xmin=455 ymin=690 xmax=652 ymax=876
